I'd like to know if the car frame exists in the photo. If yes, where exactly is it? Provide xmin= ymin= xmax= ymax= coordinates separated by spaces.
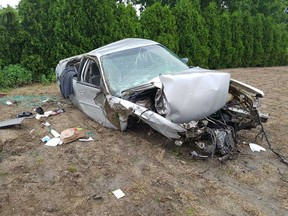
xmin=56 ymin=38 xmax=268 ymax=159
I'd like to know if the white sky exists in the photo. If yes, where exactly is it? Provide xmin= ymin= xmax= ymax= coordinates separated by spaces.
xmin=0 ymin=0 xmax=20 ymax=7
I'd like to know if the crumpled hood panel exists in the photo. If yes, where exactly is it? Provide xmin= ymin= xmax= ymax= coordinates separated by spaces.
xmin=159 ymin=72 xmax=230 ymax=123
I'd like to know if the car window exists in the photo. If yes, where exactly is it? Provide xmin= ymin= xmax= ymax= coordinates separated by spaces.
xmin=81 ymin=59 xmax=101 ymax=87
xmin=101 ymin=44 xmax=189 ymax=96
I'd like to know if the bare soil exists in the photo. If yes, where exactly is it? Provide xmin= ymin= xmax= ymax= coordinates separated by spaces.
xmin=0 ymin=66 xmax=288 ymax=216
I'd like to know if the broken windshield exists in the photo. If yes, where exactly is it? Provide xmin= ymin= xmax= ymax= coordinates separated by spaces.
xmin=101 ymin=44 xmax=189 ymax=96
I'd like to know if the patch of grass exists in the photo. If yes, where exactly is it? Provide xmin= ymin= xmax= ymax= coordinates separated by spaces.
xmin=172 ymin=146 xmax=184 ymax=159
xmin=68 ymin=165 xmax=78 ymax=173
xmin=0 ymin=170 xmax=7 ymax=177
xmin=226 ymin=167 xmax=235 ymax=176
xmin=36 ymin=158 xmax=44 ymax=165
xmin=127 ymin=180 xmax=146 ymax=195
xmin=186 ymin=207 xmax=196 ymax=216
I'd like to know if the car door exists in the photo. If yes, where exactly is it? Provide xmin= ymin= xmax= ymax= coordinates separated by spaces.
xmin=72 ymin=57 xmax=116 ymax=128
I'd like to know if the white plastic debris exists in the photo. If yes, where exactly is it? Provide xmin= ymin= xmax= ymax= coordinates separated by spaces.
xmin=35 ymin=114 xmax=42 ymax=120
xmin=45 ymin=137 xmax=61 ymax=146
xmin=29 ymin=129 xmax=35 ymax=134
xmin=112 ymin=189 xmax=125 ymax=199
xmin=6 ymin=101 xmax=12 ymax=105
xmin=42 ymin=98 xmax=49 ymax=103
xmin=79 ymin=137 xmax=94 ymax=142
xmin=50 ymin=129 xmax=60 ymax=138
xmin=249 ymin=143 xmax=266 ymax=152
xmin=175 ymin=140 xmax=183 ymax=146
xmin=35 ymin=111 xmax=56 ymax=119
xmin=42 ymin=122 xmax=51 ymax=127
xmin=44 ymin=111 xmax=54 ymax=117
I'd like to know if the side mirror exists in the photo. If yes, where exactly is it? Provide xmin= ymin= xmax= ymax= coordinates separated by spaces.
xmin=181 ymin=57 xmax=189 ymax=64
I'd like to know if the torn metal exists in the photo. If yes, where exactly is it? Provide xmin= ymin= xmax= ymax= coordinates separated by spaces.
xmin=56 ymin=38 xmax=269 ymax=160
xmin=0 ymin=117 xmax=25 ymax=129
xmin=157 ymin=72 xmax=230 ymax=123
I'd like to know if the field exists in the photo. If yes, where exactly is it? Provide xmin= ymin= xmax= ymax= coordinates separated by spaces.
xmin=0 ymin=66 xmax=287 ymax=216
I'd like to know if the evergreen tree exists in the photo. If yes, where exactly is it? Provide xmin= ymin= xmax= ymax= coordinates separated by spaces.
xmin=0 ymin=6 xmax=23 ymax=67
xmin=273 ymin=24 xmax=288 ymax=65
xmin=219 ymin=12 xmax=233 ymax=68
xmin=18 ymin=0 xmax=56 ymax=79
xmin=271 ymin=24 xmax=282 ymax=66
xmin=83 ymin=0 xmax=118 ymax=48
xmin=114 ymin=3 xmax=140 ymax=40
xmin=53 ymin=0 xmax=117 ymax=61
xmin=140 ymin=2 xmax=179 ymax=52
xmin=52 ymin=0 xmax=91 ymax=62
xmin=262 ymin=16 xmax=274 ymax=66
xmin=230 ymin=11 xmax=244 ymax=68
xmin=251 ymin=13 xmax=264 ymax=66
xmin=173 ymin=0 xmax=209 ymax=67
xmin=204 ymin=1 xmax=220 ymax=69
xmin=241 ymin=13 xmax=254 ymax=67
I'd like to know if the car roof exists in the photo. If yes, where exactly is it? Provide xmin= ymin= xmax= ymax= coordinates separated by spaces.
xmin=88 ymin=38 xmax=159 ymax=57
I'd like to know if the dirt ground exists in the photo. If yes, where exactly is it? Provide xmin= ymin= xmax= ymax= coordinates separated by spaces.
xmin=0 ymin=66 xmax=288 ymax=216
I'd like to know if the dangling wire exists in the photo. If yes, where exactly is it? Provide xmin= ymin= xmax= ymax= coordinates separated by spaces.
xmin=255 ymin=112 xmax=288 ymax=166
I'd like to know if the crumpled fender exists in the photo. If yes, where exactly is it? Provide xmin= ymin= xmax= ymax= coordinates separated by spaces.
xmin=106 ymin=95 xmax=186 ymax=139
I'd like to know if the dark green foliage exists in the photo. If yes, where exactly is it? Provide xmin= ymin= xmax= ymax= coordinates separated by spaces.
xmin=272 ymin=23 xmax=288 ymax=65
xmin=230 ymin=11 xmax=244 ymax=68
xmin=40 ymin=69 xmax=56 ymax=85
xmin=115 ymin=3 xmax=140 ymax=40
xmin=0 ymin=7 xmax=23 ymax=68
xmin=262 ymin=16 xmax=274 ymax=66
xmin=0 ymin=0 xmax=287 ymax=88
xmin=18 ymin=0 xmax=56 ymax=80
xmin=204 ymin=1 xmax=220 ymax=69
xmin=173 ymin=0 xmax=209 ymax=67
xmin=140 ymin=3 xmax=179 ymax=52
xmin=279 ymin=27 xmax=288 ymax=65
xmin=0 ymin=64 xmax=32 ymax=89
xmin=251 ymin=13 xmax=264 ymax=66
xmin=53 ymin=0 xmax=118 ymax=61
xmin=241 ymin=13 xmax=254 ymax=67
xmin=219 ymin=12 xmax=233 ymax=68
xmin=133 ymin=0 xmax=178 ymax=7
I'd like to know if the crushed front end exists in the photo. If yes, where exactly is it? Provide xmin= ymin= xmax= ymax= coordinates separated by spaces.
xmin=106 ymin=70 xmax=268 ymax=161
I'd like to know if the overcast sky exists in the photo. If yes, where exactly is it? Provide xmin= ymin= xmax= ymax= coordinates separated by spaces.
xmin=0 ymin=0 xmax=20 ymax=7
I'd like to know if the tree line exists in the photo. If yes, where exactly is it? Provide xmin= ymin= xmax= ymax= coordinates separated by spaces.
xmin=0 ymin=0 xmax=287 ymax=82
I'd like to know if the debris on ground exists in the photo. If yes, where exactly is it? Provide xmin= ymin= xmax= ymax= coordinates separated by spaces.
xmin=6 ymin=101 xmax=13 ymax=105
xmin=0 ymin=93 xmax=7 ymax=97
xmin=112 ymin=189 xmax=125 ymax=199
xmin=79 ymin=137 xmax=94 ymax=142
xmin=50 ymin=129 xmax=60 ymax=138
xmin=249 ymin=143 xmax=266 ymax=152
xmin=16 ymin=111 xmax=33 ymax=118
xmin=0 ymin=95 xmax=61 ymax=108
xmin=35 ymin=107 xmax=44 ymax=114
xmin=41 ymin=135 xmax=51 ymax=143
xmin=60 ymin=128 xmax=85 ymax=144
xmin=42 ymin=122 xmax=51 ymax=127
xmin=35 ymin=109 xmax=65 ymax=119
xmin=45 ymin=137 xmax=62 ymax=146
xmin=0 ymin=117 xmax=25 ymax=128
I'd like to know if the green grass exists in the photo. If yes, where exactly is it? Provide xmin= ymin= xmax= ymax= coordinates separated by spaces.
xmin=68 ymin=165 xmax=78 ymax=173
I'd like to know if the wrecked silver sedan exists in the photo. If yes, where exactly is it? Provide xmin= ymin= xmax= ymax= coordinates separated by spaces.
xmin=56 ymin=38 xmax=268 ymax=159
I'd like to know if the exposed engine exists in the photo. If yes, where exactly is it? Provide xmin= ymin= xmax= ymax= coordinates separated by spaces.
xmin=127 ymin=81 xmax=268 ymax=161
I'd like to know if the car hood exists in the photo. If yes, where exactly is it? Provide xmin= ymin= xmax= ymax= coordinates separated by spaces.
xmin=122 ymin=67 xmax=231 ymax=124
xmin=158 ymin=71 xmax=230 ymax=123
